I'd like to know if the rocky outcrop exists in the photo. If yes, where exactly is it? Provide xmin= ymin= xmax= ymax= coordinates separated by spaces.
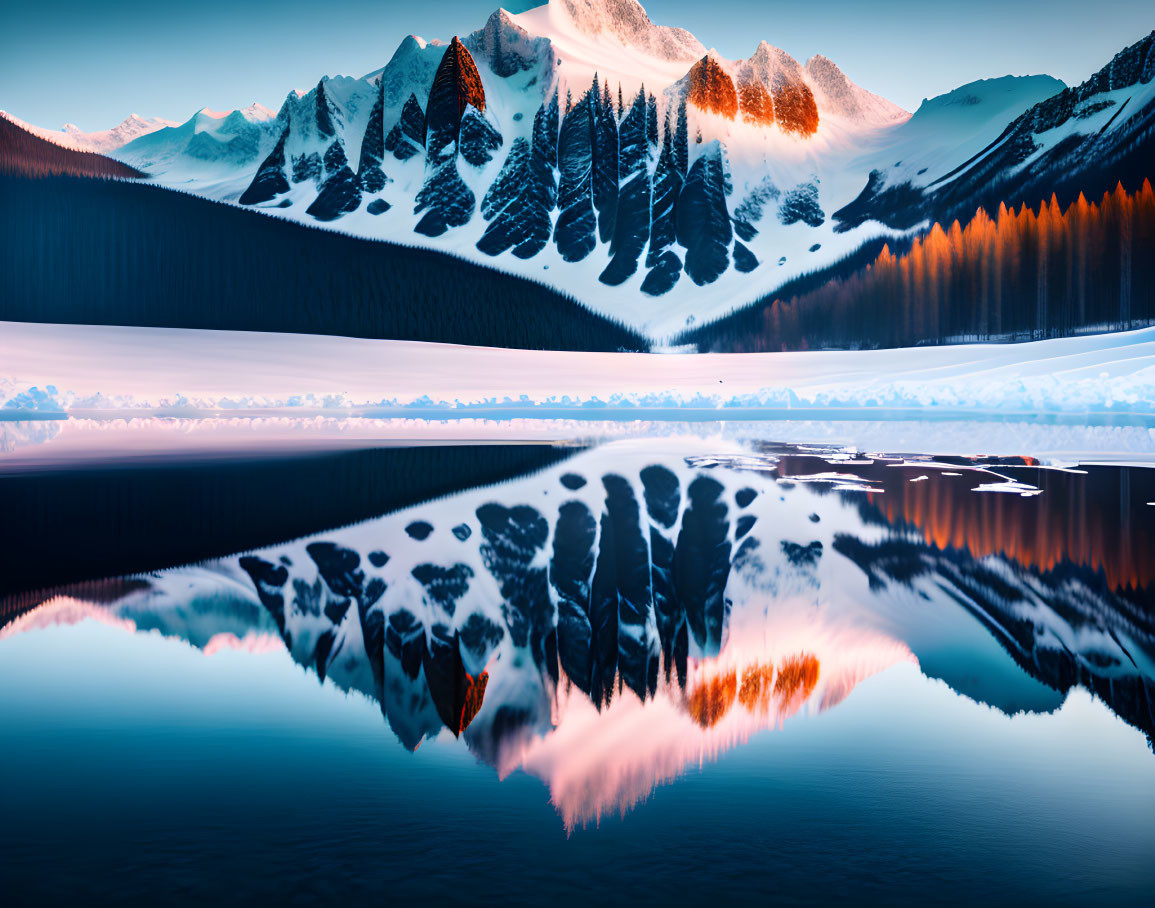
xmin=773 ymin=79 xmax=820 ymax=136
xmin=736 ymin=43 xmax=819 ymax=136
xmin=466 ymin=8 xmax=551 ymax=78
xmin=732 ymin=176 xmax=780 ymax=240
xmin=676 ymin=140 xmax=732 ymax=285
xmin=425 ymin=36 xmax=487 ymax=158
xmin=593 ymin=79 xmax=619 ymax=244
xmin=356 ymin=78 xmax=389 ymax=193
xmin=478 ymin=93 xmax=558 ymax=259
xmin=476 ymin=503 xmax=557 ymax=681
xmin=414 ymin=160 xmax=475 ymax=236
xmin=640 ymin=104 xmax=687 ymax=296
xmin=414 ymin=37 xmax=498 ymax=236
xmin=602 ymin=474 xmax=659 ymax=700
xmin=307 ymin=147 xmax=361 ymax=220
xmin=313 ymin=80 xmax=336 ymax=139
xmin=778 ymin=180 xmax=824 ymax=227
xmin=551 ymin=499 xmax=598 ymax=695
xmin=640 ymin=465 xmax=685 ymax=683
xmin=738 ymin=78 xmax=773 ymax=126
xmin=554 ymin=88 xmax=599 ymax=262
xmin=674 ymin=475 xmax=732 ymax=655
xmin=459 ymin=106 xmax=502 ymax=166
xmin=600 ymin=89 xmax=654 ymax=285
xmin=732 ymin=241 xmax=759 ymax=272
xmin=238 ymin=126 xmax=290 ymax=205
xmin=384 ymin=94 xmax=427 ymax=161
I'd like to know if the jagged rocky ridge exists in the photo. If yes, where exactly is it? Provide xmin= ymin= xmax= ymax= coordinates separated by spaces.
xmin=133 ymin=1 xmax=1147 ymax=324
xmin=231 ymin=8 xmax=891 ymax=297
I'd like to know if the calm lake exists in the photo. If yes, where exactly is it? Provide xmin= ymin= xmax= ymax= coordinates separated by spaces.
xmin=2 ymin=433 xmax=1153 ymax=905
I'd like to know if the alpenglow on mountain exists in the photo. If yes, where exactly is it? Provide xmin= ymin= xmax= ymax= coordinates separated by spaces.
xmin=76 ymin=1 xmax=1153 ymax=337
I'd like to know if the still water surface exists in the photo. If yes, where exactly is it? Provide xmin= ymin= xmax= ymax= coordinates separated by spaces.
xmin=2 ymin=436 xmax=1153 ymax=904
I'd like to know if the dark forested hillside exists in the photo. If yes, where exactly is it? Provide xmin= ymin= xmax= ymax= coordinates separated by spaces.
xmin=0 ymin=114 xmax=146 ymax=179
xmin=0 ymin=173 xmax=648 ymax=352
xmin=681 ymin=182 xmax=1155 ymax=352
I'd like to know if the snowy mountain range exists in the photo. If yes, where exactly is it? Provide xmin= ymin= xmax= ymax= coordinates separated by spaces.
xmin=9 ymin=1 xmax=1155 ymax=338
xmin=0 ymin=110 xmax=178 ymax=154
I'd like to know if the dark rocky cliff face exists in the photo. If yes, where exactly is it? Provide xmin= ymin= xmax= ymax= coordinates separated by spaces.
xmin=425 ymin=36 xmax=488 ymax=158
xmin=415 ymin=37 xmax=502 ymax=238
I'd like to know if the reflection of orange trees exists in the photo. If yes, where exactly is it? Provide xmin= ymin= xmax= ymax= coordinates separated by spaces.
xmin=774 ymin=654 xmax=821 ymax=713
xmin=691 ymin=654 xmax=821 ymax=724
xmin=878 ymin=468 xmax=1153 ymax=593
xmin=737 ymin=662 xmax=774 ymax=710
xmin=687 ymin=669 xmax=737 ymax=727
xmin=699 ymin=181 xmax=1155 ymax=351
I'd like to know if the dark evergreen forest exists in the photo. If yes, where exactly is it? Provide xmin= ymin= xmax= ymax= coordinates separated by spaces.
xmin=0 ymin=173 xmax=648 ymax=352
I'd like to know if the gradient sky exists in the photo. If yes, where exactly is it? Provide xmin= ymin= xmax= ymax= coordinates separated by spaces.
xmin=2 ymin=1 xmax=1152 ymax=131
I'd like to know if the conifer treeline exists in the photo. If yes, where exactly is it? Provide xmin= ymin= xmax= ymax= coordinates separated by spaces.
xmin=0 ymin=114 xmax=146 ymax=180
xmin=683 ymin=181 xmax=1155 ymax=352
xmin=0 ymin=174 xmax=649 ymax=352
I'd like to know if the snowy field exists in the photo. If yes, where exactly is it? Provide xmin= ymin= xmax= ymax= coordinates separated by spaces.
xmin=2 ymin=321 xmax=1153 ymax=419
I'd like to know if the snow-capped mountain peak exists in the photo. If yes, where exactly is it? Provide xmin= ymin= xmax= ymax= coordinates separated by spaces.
xmin=239 ymin=102 xmax=276 ymax=122
xmin=548 ymin=0 xmax=705 ymax=62
xmin=804 ymin=54 xmax=909 ymax=125
xmin=2 ymin=110 xmax=177 ymax=153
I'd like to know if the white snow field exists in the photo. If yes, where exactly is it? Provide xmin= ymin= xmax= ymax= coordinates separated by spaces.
xmin=2 ymin=321 xmax=1152 ymax=422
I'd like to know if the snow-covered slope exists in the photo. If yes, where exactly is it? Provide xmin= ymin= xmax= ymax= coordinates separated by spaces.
xmin=61 ymin=0 xmax=920 ymax=337
xmin=0 ymin=110 xmax=177 ymax=153
xmin=114 ymin=103 xmax=277 ymax=190
xmin=836 ymin=30 xmax=1155 ymax=231
xmin=853 ymin=74 xmax=1067 ymax=190
xmin=24 ymin=3 xmax=1151 ymax=341
xmin=4 ymin=321 xmax=1154 ymax=419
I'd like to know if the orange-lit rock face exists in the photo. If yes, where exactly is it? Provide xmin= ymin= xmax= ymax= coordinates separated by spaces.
xmin=771 ymin=79 xmax=818 ymax=136
xmin=738 ymin=79 xmax=774 ymax=127
xmin=459 ymin=670 xmax=488 ymax=734
xmin=438 ymin=36 xmax=487 ymax=117
xmin=687 ymin=669 xmax=737 ymax=727
xmin=687 ymin=56 xmax=738 ymax=120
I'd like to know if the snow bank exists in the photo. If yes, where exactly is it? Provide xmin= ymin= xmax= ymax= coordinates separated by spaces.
xmin=2 ymin=321 xmax=1153 ymax=420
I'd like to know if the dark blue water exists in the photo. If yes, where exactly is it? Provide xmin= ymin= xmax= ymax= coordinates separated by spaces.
xmin=2 ymin=440 xmax=1153 ymax=905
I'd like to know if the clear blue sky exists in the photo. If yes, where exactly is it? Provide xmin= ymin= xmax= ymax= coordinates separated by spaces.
xmin=2 ymin=1 xmax=1152 ymax=130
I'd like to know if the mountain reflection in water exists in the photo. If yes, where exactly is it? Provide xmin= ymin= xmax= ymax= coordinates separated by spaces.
xmin=3 ymin=439 xmax=1153 ymax=831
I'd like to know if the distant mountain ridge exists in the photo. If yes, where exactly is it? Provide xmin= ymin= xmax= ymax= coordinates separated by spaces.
xmin=0 ymin=114 xmax=146 ymax=179
xmin=0 ymin=110 xmax=177 ymax=153
xmin=836 ymin=30 xmax=1155 ymax=231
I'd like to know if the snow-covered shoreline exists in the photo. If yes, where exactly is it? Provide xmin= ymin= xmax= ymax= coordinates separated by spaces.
xmin=2 ymin=321 xmax=1153 ymax=420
